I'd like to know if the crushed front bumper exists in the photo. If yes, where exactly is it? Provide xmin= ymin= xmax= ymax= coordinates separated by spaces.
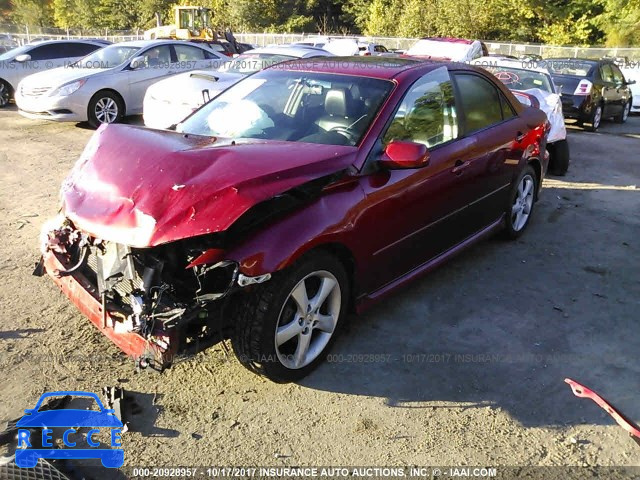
xmin=42 ymin=250 xmax=177 ymax=369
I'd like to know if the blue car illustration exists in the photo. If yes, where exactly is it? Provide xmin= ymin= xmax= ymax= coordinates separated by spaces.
xmin=15 ymin=391 xmax=123 ymax=468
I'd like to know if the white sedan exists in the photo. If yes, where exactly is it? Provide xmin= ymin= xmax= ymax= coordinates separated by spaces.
xmin=15 ymin=40 xmax=228 ymax=127
xmin=620 ymin=67 xmax=639 ymax=113
xmin=406 ymin=37 xmax=487 ymax=61
xmin=473 ymin=57 xmax=570 ymax=176
xmin=143 ymin=45 xmax=333 ymax=130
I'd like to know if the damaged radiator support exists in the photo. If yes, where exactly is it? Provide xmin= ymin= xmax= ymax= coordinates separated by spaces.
xmin=38 ymin=221 xmax=243 ymax=370
xmin=86 ymin=242 xmax=189 ymax=340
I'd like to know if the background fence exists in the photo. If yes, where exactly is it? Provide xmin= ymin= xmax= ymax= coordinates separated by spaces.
xmin=2 ymin=25 xmax=640 ymax=60
xmin=234 ymin=34 xmax=640 ymax=60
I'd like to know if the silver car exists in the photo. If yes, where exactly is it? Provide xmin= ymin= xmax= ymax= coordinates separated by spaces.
xmin=15 ymin=40 xmax=229 ymax=127
xmin=0 ymin=39 xmax=106 ymax=108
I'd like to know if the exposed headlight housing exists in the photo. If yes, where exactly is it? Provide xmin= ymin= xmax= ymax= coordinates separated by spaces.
xmin=50 ymin=79 xmax=87 ymax=97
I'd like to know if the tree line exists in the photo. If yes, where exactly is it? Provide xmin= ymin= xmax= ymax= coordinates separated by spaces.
xmin=1 ymin=0 xmax=639 ymax=46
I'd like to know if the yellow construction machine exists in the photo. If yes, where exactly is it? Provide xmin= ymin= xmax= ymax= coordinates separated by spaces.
xmin=144 ymin=6 xmax=217 ymax=41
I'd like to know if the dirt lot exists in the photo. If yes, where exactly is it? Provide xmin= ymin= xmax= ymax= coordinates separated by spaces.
xmin=0 ymin=108 xmax=638 ymax=476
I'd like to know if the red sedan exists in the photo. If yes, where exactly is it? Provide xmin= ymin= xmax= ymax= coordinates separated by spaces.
xmin=37 ymin=57 xmax=548 ymax=382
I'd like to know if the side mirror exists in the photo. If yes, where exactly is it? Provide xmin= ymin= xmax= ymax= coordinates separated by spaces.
xmin=379 ymin=140 xmax=430 ymax=169
xmin=15 ymin=54 xmax=31 ymax=62
xmin=626 ymin=79 xmax=637 ymax=85
xmin=129 ymin=55 xmax=146 ymax=70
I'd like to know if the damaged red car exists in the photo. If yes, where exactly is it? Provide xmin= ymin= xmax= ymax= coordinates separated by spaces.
xmin=37 ymin=57 xmax=549 ymax=382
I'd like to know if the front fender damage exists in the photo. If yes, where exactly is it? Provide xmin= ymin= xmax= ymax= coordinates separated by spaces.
xmin=36 ymin=169 xmax=347 ymax=370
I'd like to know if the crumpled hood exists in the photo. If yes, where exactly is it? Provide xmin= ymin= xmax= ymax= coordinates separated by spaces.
xmin=61 ymin=124 xmax=357 ymax=247
xmin=519 ymin=88 xmax=567 ymax=143
xmin=146 ymin=70 xmax=245 ymax=108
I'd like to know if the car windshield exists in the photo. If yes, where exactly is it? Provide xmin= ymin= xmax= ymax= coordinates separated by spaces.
xmin=545 ymin=60 xmax=594 ymax=76
xmin=484 ymin=66 xmax=553 ymax=92
xmin=407 ymin=40 xmax=471 ymax=59
xmin=0 ymin=44 xmax=29 ymax=61
xmin=76 ymin=45 xmax=139 ymax=68
xmin=178 ymin=70 xmax=393 ymax=146
xmin=219 ymin=53 xmax=297 ymax=75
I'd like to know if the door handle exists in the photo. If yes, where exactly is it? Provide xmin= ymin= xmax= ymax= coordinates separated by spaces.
xmin=515 ymin=131 xmax=527 ymax=142
xmin=452 ymin=160 xmax=471 ymax=174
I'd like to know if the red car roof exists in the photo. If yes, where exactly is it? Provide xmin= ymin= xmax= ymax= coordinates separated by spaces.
xmin=421 ymin=37 xmax=474 ymax=44
xmin=274 ymin=56 xmax=425 ymax=79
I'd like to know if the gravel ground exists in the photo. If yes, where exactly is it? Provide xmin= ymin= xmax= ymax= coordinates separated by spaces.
xmin=0 ymin=109 xmax=638 ymax=477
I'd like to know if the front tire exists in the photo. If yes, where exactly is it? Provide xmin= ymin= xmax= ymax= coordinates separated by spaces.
xmin=504 ymin=165 xmax=537 ymax=239
xmin=88 ymin=90 xmax=124 ymax=128
xmin=0 ymin=79 xmax=12 ymax=107
xmin=548 ymin=139 xmax=570 ymax=176
xmin=232 ymin=251 xmax=349 ymax=382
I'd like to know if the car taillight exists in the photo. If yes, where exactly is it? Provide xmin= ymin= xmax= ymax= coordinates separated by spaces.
xmin=364 ymin=52 xmax=371 ymax=56
xmin=573 ymin=79 xmax=592 ymax=95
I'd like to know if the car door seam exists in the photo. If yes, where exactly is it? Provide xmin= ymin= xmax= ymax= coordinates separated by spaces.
xmin=372 ymin=182 xmax=510 ymax=256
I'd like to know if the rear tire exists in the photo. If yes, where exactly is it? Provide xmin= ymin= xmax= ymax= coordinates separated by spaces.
xmin=88 ymin=90 xmax=124 ymax=128
xmin=585 ymin=104 xmax=602 ymax=132
xmin=231 ymin=251 xmax=349 ymax=383
xmin=615 ymin=101 xmax=631 ymax=123
xmin=503 ymin=165 xmax=537 ymax=240
xmin=0 ymin=79 xmax=11 ymax=107
xmin=548 ymin=139 xmax=570 ymax=176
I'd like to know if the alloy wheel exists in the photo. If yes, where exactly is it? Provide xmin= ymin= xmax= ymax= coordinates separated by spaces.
xmin=593 ymin=106 xmax=602 ymax=130
xmin=95 ymin=97 xmax=119 ymax=124
xmin=275 ymin=270 xmax=341 ymax=369
xmin=511 ymin=174 xmax=534 ymax=232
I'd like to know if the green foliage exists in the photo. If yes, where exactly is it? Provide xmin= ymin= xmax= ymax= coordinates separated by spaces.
xmin=596 ymin=0 xmax=640 ymax=46
xmin=364 ymin=0 xmax=397 ymax=36
xmin=2 ymin=0 xmax=639 ymax=45
xmin=279 ymin=14 xmax=314 ymax=33
xmin=0 ymin=0 xmax=11 ymax=22
xmin=10 ymin=0 xmax=52 ymax=28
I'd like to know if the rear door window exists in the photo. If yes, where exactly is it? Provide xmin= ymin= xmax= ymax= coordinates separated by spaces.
xmin=600 ymin=64 xmax=615 ymax=83
xmin=500 ymin=93 xmax=516 ymax=119
xmin=452 ymin=73 xmax=506 ymax=134
xmin=173 ymin=44 xmax=207 ymax=61
xmin=28 ymin=44 xmax=68 ymax=61
xmin=610 ymin=64 xmax=625 ymax=84
xmin=62 ymin=42 xmax=101 ymax=58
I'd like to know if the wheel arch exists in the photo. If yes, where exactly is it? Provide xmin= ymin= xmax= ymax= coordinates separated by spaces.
xmin=88 ymin=88 xmax=127 ymax=116
xmin=527 ymin=157 xmax=543 ymax=198
xmin=298 ymin=242 xmax=358 ymax=311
